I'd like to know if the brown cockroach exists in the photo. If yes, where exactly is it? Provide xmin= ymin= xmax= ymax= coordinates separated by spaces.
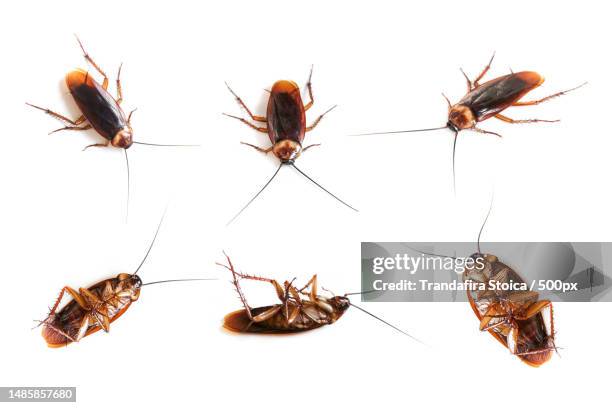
xmin=352 ymin=53 xmax=585 ymax=190
xmin=27 ymin=36 xmax=197 ymax=217
xmin=408 ymin=203 xmax=556 ymax=366
xmin=224 ymin=67 xmax=357 ymax=225
xmin=38 ymin=216 xmax=213 ymax=347
xmin=217 ymin=253 xmax=421 ymax=342
xmin=461 ymin=207 xmax=555 ymax=367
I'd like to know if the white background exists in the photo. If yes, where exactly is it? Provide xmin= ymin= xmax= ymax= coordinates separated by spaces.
xmin=0 ymin=1 xmax=610 ymax=407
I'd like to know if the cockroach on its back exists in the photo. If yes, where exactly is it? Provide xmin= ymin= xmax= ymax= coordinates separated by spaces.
xmin=224 ymin=67 xmax=357 ymax=225
xmin=217 ymin=253 xmax=421 ymax=342
xmin=352 ymin=53 xmax=585 ymax=190
xmin=463 ymin=252 xmax=555 ymax=367
xmin=408 ymin=202 xmax=556 ymax=366
xmin=38 ymin=215 xmax=213 ymax=347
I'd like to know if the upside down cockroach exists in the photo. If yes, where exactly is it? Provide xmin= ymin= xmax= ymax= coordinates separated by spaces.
xmin=353 ymin=53 xmax=585 ymax=190
xmin=38 ymin=215 xmax=214 ymax=347
xmin=224 ymin=67 xmax=357 ymax=225
xmin=462 ymin=205 xmax=556 ymax=367
xmin=406 ymin=202 xmax=556 ymax=366
xmin=217 ymin=253 xmax=421 ymax=342
xmin=27 ymin=36 xmax=197 ymax=218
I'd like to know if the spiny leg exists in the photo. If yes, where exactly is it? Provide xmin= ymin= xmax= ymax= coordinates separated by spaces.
xmin=240 ymin=142 xmax=273 ymax=154
xmin=460 ymin=68 xmax=473 ymax=92
xmin=217 ymin=254 xmax=285 ymax=320
xmin=224 ymin=82 xmax=267 ymax=122
xmin=26 ymin=103 xmax=85 ymax=127
xmin=224 ymin=113 xmax=268 ymax=133
xmin=305 ymin=105 xmax=337 ymax=132
xmin=473 ymin=52 xmax=495 ymax=88
xmin=46 ymin=286 xmax=89 ymax=317
xmin=50 ymin=124 xmax=92 ymax=135
xmin=116 ymin=63 xmax=124 ymax=104
xmin=83 ymin=140 xmax=110 ymax=151
xmin=76 ymin=36 xmax=109 ymax=89
xmin=494 ymin=113 xmax=559 ymax=124
xmin=304 ymin=65 xmax=314 ymax=111
xmin=512 ymin=82 xmax=587 ymax=106
xmin=472 ymin=126 xmax=502 ymax=138
xmin=217 ymin=256 xmax=255 ymax=320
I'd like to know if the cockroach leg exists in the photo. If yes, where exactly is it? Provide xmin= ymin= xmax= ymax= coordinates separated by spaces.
xmin=472 ymin=52 xmax=496 ymax=89
xmin=240 ymin=141 xmax=273 ymax=154
xmin=512 ymin=82 xmax=587 ymax=106
xmin=116 ymin=63 xmax=124 ymax=104
xmin=224 ymin=82 xmax=267 ymax=122
xmin=494 ymin=113 xmax=559 ymax=124
xmin=83 ymin=141 xmax=110 ymax=151
xmin=302 ymin=143 xmax=321 ymax=153
xmin=305 ymin=105 xmax=337 ymax=132
xmin=471 ymin=126 xmax=502 ymax=138
xmin=517 ymin=299 xmax=552 ymax=320
xmin=75 ymin=36 xmax=109 ymax=89
xmin=442 ymin=93 xmax=452 ymax=109
xmin=460 ymin=68 xmax=472 ymax=92
xmin=304 ymin=65 xmax=315 ymax=111
xmin=127 ymin=108 xmax=137 ymax=124
xmin=26 ymin=103 xmax=85 ymax=126
xmin=223 ymin=113 xmax=268 ymax=133
xmin=252 ymin=305 xmax=283 ymax=323
xmin=50 ymin=124 xmax=92 ymax=135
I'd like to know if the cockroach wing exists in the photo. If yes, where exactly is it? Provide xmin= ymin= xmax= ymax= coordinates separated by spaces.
xmin=266 ymin=81 xmax=306 ymax=145
xmin=459 ymin=72 xmax=544 ymax=121
xmin=65 ymin=69 xmax=128 ymax=140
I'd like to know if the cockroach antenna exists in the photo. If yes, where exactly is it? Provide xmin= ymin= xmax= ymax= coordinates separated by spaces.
xmin=133 ymin=208 xmax=167 ymax=276
xmin=132 ymin=142 xmax=200 ymax=147
xmin=290 ymin=164 xmax=358 ymax=212
xmin=142 ymin=278 xmax=217 ymax=287
xmin=350 ymin=124 xmax=461 ymax=193
xmin=124 ymin=148 xmax=130 ymax=222
xmin=347 ymin=302 xmax=426 ymax=345
xmin=477 ymin=194 xmax=494 ymax=255
xmin=226 ymin=163 xmax=284 ymax=226
xmin=348 ymin=125 xmax=450 ymax=137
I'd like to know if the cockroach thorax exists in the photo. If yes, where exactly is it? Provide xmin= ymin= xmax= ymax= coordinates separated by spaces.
xmin=273 ymin=140 xmax=302 ymax=163
xmin=448 ymin=105 xmax=476 ymax=130
xmin=112 ymin=126 xmax=134 ymax=149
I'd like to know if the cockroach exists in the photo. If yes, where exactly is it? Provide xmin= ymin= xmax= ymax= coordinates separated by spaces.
xmin=37 ymin=215 xmax=214 ymax=347
xmin=27 ymin=36 xmax=197 ymax=217
xmin=461 ymin=206 xmax=555 ymax=367
xmin=406 ymin=202 xmax=556 ymax=366
xmin=352 ymin=53 xmax=585 ymax=190
xmin=216 ymin=253 xmax=421 ymax=343
xmin=224 ymin=67 xmax=357 ymax=225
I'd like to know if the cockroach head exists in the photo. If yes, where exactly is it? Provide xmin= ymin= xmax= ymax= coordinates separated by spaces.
xmin=273 ymin=140 xmax=302 ymax=163
xmin=329 ymin=296 xmax=351 ymax=312
xmin=112 ymin=126 xmax=134 ymax=149
xmin=447 ymin=105 xmax=475 ymax=130
xmin=118 ymin=273 xmax=143 ymax=289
